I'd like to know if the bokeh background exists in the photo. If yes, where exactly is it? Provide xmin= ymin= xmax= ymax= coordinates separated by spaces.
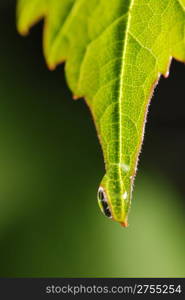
xmin=0 ymin=1 xmax=185 ymax=277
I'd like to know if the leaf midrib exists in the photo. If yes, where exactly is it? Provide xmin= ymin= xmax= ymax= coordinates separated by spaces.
xmin=117 ymin=0 xmax=134 ymax=192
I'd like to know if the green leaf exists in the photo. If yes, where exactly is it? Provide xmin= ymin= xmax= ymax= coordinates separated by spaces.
xmin=16 ymin=0 xmax=185 ymax=226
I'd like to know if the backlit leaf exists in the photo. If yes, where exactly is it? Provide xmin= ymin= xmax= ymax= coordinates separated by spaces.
xmin=17 ymin=0 xmax=185 ymax=226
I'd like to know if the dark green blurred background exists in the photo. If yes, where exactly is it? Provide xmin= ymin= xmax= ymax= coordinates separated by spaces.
xmin=0 ymin=1 xmax=184 ymax=277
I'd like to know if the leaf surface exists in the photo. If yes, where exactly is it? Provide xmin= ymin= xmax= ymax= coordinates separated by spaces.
xmin=17 ymin=0 xmax=185 ymax=226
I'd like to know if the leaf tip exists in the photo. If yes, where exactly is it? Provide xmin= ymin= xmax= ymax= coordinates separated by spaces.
xmin=120 ymin=220 xmax=128 ymax=228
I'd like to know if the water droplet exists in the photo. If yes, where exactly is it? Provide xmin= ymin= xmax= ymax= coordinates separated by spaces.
xmin=122 ymin=191 xmax=128 ymax=200
xmin=119 ymin=163 xmax=130 ymax=173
